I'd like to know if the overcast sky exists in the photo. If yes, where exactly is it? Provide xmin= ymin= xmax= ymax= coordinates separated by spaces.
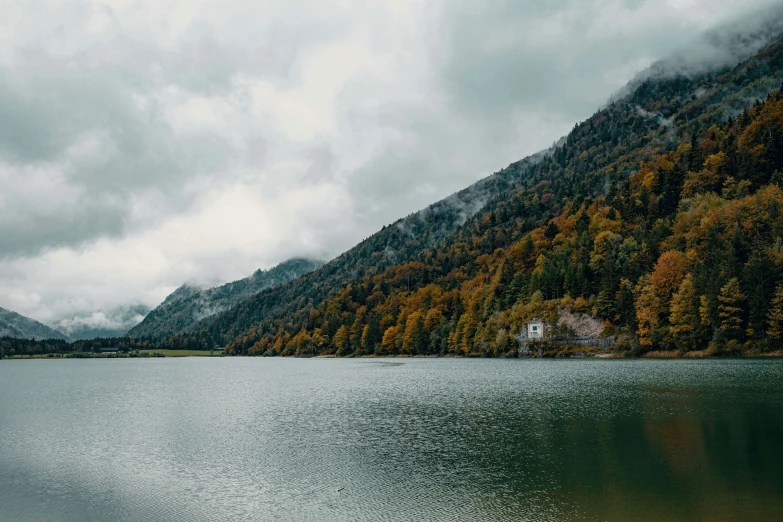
xmin=0 ymin=0 xmax=781 ymax=325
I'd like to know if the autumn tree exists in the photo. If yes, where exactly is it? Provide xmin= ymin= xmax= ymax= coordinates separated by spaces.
xmin=380 ymin=326 xmax=399 ymax=355
xmin=333 ymin=325 xmax=350 ymax=354
xmin=649 ymin=250 xmax=689 ymax=304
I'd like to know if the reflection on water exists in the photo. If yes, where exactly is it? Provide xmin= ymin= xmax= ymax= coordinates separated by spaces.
xmin=0 ymin=358 xmax=781 ymax=521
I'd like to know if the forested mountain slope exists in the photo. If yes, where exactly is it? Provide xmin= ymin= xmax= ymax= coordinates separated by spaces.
xmin=0 ymin=308 xmax=66 ymax=341
xmin=211 ymin=33 xmax=783 ymax=356
xmin=129 ymin=258 xmax=324 ymax=339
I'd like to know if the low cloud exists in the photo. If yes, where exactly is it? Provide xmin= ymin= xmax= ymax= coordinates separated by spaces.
xmin=55 ymin=305 xmax=150 ymax=338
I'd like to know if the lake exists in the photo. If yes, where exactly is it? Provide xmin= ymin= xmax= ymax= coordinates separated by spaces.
xmin=0 ymin=358 xmax=781 ymax=521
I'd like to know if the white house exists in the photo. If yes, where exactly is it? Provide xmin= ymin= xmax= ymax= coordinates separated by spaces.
xmin=526 ymin=319 xmax=545 ymax=340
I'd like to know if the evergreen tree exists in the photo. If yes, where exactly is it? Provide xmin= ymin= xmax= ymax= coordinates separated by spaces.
xmin=635 ymin=275 xmax=661 ymax=348
xmin=718 ymin=278 xmax=745 ymax=341
xmin=360 ymin=318 xmax=382 ymax=355
xmin=615 ymin=278 xmax=636 ymax=327
xmin=669 ymin=274 xmax=699 ymax=349
xmin=594 ymin=290 xmax=614 ymax=319
xmin=766 ymin=283 xmax=783 ymax=346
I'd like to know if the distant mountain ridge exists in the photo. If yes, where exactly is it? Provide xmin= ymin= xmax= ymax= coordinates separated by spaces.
xmin=128 ymin=258 xmax=324 ymax=339
xmin=0 ymin=307 xmax=66 ymax=340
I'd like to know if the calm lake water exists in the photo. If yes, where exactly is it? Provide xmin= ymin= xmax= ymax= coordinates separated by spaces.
xmin=0 ymin=358 xmax=781 ymax=521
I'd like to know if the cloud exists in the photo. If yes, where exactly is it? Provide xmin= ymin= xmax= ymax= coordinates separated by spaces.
xmin=54 ymin=305 xmax=150 ymax=339
xmin=0 ymin=0 xmax=780 ymax=324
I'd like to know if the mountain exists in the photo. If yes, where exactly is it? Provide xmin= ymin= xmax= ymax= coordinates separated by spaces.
xmin=180 ymin=27 xmax=783 ymax=356
xmin=128 ymin=258 xmax=325 ymax=339
xmin=618 ymin=5 xmax=783 ymax=96
xmin=226 ymin=32 xmax=783 ymax=357
xmin=0 ymin=307 xmax=67 ymax=340
xmin=54 ymin=305 xmax=151 ymax=341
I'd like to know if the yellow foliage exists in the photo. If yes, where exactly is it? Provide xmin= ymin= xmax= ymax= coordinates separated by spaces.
xmin=425 ymin=308 xmax=444 ymax=331
xmin=333 ymin=325 xmax=350 ymax=350
xmin=649 ymin=250 xmax=689 ymax=302
xmin=574 ymin=296 xmax=590 ymax=312
xmin=669 ymin=274 xmax=697 ymax=347
xmin=380 ymin=326 xmax=399 ymax=355
xmin=635 ymin=275 xmax=662 ymax=347
xmin=401 ymin=311 xmax=423 ymax=353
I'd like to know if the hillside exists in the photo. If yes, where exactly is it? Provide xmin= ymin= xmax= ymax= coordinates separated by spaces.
xmin=208 ymin=33 xmax=783 ymax=356
xmin=0 ymin=308 xmax=66 ymax=341
xmin=128 ymin=258 xmax=325 ymax=339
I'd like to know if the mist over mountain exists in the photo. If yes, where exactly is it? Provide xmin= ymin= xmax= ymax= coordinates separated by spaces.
xmin=614 ymin=4 xmax=783 ymax=99
xmin=0 ymin=308 xmax=66 ymax=341
xmin=53 ymin=305 xmax=151 ymax=340
xmin=129 ymin=258 xmax=324 ymax=339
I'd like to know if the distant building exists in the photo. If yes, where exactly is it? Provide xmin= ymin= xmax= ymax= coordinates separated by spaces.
xmin=100 ymin=346 xmax=120 ymax=353
xmin=517 ymin=319 xmax=547 ymax=357
xmin=526 ymin=319 xmax=545 ymax=340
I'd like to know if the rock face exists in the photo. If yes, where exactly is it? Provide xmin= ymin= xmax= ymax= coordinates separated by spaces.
xmin=557 ymin=309 xmax=606 ymax=339
xmin=128 ymin=258 xmax=325 ymax=339
xmin=0 ymin=307 xmax=67 ymax=340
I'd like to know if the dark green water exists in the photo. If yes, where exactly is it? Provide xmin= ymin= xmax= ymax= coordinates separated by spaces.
xmin=0 ymin=358 xmax=781 ymax=521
